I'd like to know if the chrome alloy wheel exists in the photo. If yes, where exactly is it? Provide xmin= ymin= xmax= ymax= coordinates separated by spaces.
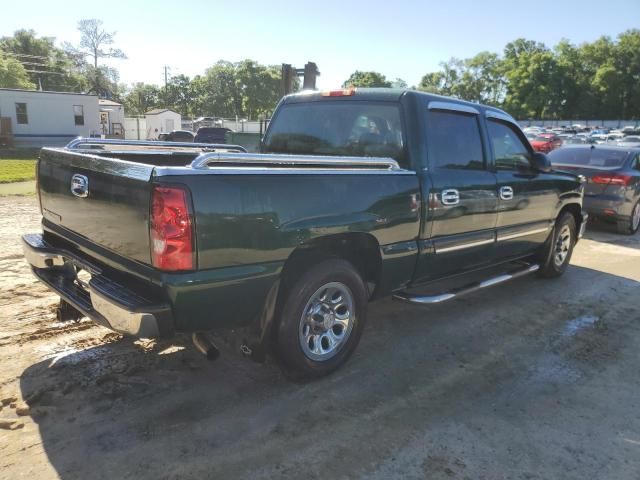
xmin=554 ymin=224 xmax=572 ymax=267
xmin=299 ymin=282 xmax=355 ymax=361
xmin=632 ymin=203 xmax=640 ymax=232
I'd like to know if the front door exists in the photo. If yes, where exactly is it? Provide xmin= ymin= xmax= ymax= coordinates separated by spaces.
xmin=486 ymin=116 xmax=555 ymax=259
xmin=413 ymin=104 xmax=498 ymax=284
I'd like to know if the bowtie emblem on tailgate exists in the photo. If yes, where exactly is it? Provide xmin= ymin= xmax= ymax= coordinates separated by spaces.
xmin=71 ymin=174 xmax=89 ymax=198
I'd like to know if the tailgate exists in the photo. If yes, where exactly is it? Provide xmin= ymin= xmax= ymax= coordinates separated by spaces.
xmin=38 ymin=148 xmax=154 ymax=264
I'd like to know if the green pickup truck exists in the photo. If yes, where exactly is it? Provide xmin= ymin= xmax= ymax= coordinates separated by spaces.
xmin=23 ymin=88 xmax=587 ymax=378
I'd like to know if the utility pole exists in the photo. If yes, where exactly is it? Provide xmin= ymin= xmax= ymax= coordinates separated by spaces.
xmin=163 ymin=65 xmax=171 ymax=108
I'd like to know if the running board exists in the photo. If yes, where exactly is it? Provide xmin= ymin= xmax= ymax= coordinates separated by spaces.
xmin=393 ymin=263 xmax=540 ymax=305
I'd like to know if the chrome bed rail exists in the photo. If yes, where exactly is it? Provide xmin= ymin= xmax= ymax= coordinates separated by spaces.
xmin=190 ymin=152 xmax=401 ymax=171
xmin=65 ymin=137 xmax=247 ymax=154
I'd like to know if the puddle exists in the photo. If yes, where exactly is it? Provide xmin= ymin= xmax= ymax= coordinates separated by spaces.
xmin=562 ymin=315 xmax=600 ymax=337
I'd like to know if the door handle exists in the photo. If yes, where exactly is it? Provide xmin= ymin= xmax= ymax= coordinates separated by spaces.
xmin=441 ymin=189 xmax=460 ymax=206
xmin=499 ymin=186 xmax=514 ymax=200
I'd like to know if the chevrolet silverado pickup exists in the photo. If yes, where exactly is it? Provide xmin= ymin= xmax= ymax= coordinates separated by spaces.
xmin=23 ymin=89 xmax=587 ymax=379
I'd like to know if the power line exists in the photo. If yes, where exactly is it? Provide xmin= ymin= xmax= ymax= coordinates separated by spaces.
xmin=3 ymin=52 xmax=52 ymax=60
xmin=16 ymin=61 xmax=49 ymax=67
xmin=24 ymin=70 xmax=69 ymax=76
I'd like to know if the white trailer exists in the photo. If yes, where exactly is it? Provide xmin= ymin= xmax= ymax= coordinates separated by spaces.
xmin=0 ymin=88 xmax=100 ymax=147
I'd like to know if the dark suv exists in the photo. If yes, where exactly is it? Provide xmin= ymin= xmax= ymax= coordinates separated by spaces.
xmin=165 ymin=130 xmax=195 ymax=142
xmin=194 ymin=127 xmax=232 ymax=144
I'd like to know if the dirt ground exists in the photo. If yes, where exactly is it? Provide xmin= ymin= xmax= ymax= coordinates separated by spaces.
xmin=1 ymin=195 xmax=639 ymax=480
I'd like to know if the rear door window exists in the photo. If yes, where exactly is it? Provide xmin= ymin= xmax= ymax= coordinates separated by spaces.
xmin=427 ymin=110 xmax=485 ymax=169
xmin=263 ymin=102 xmax=407 ymax=167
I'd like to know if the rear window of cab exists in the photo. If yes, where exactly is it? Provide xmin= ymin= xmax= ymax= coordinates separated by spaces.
xmin=263 ymin=101 xmax=407 ymax=167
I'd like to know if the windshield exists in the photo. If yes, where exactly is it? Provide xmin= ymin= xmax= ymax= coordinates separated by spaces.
xmin=549 ymin=148 xmax=628 ymax=169
xmin=263 ymin=101 xmax=406 ymax=165
xmin=621 ymin=136 xmax=640 ymax=142
xmin=533 ymin=135 xmax=552 ymax=142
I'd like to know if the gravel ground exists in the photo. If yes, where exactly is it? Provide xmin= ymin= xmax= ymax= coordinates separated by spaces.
xmin=0 ymin=195 xmax=639 ymax=480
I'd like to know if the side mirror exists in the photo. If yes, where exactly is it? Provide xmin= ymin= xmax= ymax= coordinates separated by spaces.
xmin=532 ymin=152 xmax=552 ymax=173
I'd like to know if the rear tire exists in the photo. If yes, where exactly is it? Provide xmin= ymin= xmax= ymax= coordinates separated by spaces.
xmin=617 ymin=200 xmax=640 ymax=235
xmin=275 ymin=258 xmax=367 ymax=380
xmin=538 ymin=212 xmax=576 ymax=278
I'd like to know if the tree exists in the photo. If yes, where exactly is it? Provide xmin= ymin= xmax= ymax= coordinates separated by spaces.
xmin=66 ymin=19 xmax=126 ymax=69
xmin=392 ymin=78 xmax=408 ymax=88
xmin=0 ymin=48 xmax=35 ymax=89
xmin=81 ymin=64 xmax=120 ymax=97
xmin=165 ymin=74 xmax=194 ymax=116
xmin=419 ymin=60 xmax=462 ymax=96
xmin=612 ymin=29 xmax=640 ymax=120
xmin=501 ymin=40 xmax=566 ymax=119
xmin=343 ymin=71 xmax=392 ymax=88
xmin=235 ymin=60 xmax=282 ymax=119
xmin=0 ymin=29 xmax=85 ymax=91
xmin=63 ymin=19 xmax=126 ymax=97
xmin=123 ymin=82 xmax=162 ymax=116
xmin=190 ymin=60 xmax=284 ymax=119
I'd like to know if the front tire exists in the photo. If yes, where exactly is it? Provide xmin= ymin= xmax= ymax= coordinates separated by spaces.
xmin=276 ymin=258 xmax=367 ymax=380
xmin=538 ymin=212 xmax=577 ymax=278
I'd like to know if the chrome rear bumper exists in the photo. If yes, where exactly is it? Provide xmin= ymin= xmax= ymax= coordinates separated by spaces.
xmin=22 ymin=234 xmax=173 ymax=338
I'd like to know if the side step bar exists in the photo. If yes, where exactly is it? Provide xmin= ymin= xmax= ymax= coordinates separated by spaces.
xmin=393 ymin=263 xmax=540 ymax=305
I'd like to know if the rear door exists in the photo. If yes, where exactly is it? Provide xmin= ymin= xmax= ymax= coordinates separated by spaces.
xmin=486 ymin=114 xmax=555 ymax=259
xmin=413 ymin=102 xmax=498 ymax=283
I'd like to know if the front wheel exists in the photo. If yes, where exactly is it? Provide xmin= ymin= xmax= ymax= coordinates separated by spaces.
xmin=538 ymin=212 xmax=577 ymax=278
xmin=275 ymin=258 xmax=368 ymax=380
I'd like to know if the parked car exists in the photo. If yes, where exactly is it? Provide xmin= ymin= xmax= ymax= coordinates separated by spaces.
xmin=194 ymin=127 xmax=232 ymax=144
xmin=549 ymin=145 xmax=640 ymax=234
xmin=22 ymin=89 xmax=586 ymax=379
xmin=617 ymin=135 xmax=640 ymax=148
xmin=563 ymin=136 xmax=595 ymax=145
xmin=530 ymin=133 xmax=561 ymax=153
xmin=606 ymin=133 xmax=625 ymax=143
xmin=165 ymin=130 xmax=195 ymax=142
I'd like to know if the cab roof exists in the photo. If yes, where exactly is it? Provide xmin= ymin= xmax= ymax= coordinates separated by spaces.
xmin=282 ymin=88 xmax=514 ymax=122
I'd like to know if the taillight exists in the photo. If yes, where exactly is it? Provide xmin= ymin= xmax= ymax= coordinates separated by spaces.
xmin=591 ymin=173 xmax=632 ymax=186
xmin=150 ymin=186 xmax=194 ymax=271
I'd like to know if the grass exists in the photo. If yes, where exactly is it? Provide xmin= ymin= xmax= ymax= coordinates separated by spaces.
xmin=0 ymin=159 xmax=37 ymax=183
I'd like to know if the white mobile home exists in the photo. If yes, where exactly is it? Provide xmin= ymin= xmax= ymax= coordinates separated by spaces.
xmin=145 ymin=109 xmax=182 ymax=139
xmin=0 ymin=88 xmax=100 ymax=147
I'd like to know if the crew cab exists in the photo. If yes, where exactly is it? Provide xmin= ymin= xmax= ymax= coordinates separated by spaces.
xmin=23 ymin=89 xmax=587 ymax=379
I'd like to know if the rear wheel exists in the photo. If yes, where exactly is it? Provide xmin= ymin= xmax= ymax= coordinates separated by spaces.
xmin=617 ymin=200 xmax=640 ymax=235
xmin=538 ymin=212 xmax=576 ymax=278
xmin=276 ymin=258 xmax=367 ymax=380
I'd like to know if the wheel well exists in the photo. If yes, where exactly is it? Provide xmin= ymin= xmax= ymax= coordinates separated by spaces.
xmin=559 ymin=203 xmax=582 ymax=232
xmin=280 ymin=233 xmax=382 ymax=298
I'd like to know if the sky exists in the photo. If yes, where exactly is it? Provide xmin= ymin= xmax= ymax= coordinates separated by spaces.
xmin=2 ymin=0 xmax=639 ymax=89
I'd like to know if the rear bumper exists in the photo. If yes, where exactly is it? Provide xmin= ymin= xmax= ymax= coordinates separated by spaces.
xmin=22 ymin=233 xmax=174 ymax=338
xmin=583 ymin=195 xmax=627 ymax=220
